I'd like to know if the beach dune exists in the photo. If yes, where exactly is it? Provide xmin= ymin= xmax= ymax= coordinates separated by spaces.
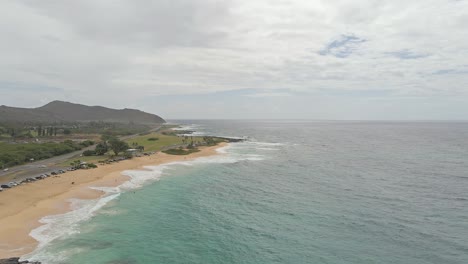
xmin=0 ymin=143 xmax=226 ymax=259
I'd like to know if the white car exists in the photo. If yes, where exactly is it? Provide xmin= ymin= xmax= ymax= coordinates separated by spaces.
xmin=3 ymin=168 xmax=8 ymax=172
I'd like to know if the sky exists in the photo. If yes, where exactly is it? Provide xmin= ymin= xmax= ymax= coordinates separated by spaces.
xmin=0 ymin=0 xmax=467 ymax=120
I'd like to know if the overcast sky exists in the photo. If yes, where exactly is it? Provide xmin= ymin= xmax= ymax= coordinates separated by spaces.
xmin=1 ymin=0 xmax=467 ymax=120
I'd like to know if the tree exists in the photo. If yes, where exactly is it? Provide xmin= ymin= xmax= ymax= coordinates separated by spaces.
xmin=94 ymin=142 xmax=108 ymax=155
xmin=70 ymin=160 xmax=81 ymax=169
xmin=63 ymin=129 xmax=71 ymax=135
xmin=108 ymin=139 xmax=129 ymax=156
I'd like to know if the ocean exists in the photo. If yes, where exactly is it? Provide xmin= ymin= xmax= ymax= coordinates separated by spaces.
xmin=24 ymin=121 xmax=468 ymax=264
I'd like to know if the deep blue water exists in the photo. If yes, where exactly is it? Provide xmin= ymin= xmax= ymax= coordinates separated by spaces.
xmin=26 ymin=121 xmax=468 ymax=263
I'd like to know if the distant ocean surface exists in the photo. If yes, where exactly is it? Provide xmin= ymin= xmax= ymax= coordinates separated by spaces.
xmin=25 ymin=121 xmax=468 ymax=264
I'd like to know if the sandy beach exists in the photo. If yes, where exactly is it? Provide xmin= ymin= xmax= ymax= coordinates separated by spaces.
xmin=0 ymin=143 xmax=227 ymax=259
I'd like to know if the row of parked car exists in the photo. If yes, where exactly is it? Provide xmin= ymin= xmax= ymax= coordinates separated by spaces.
xmin=0 ymin=169 xmax=67 ymax=192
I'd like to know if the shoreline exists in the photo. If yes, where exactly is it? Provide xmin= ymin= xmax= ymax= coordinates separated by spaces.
xmin=0 ymin=143 xmax=228 ymax=259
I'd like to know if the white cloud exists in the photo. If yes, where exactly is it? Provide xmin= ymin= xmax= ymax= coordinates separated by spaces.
xmin=0 ymin=0 xmax=467 ymax=118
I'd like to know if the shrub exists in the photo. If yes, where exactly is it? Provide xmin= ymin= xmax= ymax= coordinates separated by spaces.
xmin=123 ymin=152 xmax=133 ymax=159
xmin=108 ymin=139 xmax=129 ymax=156
xmin=79 ymin=140 xmax=95 ymax=147
xmin=162 ymin=148 xmax=200 ymax=155
xmin=147 ymin=137 xmax=159 ymax=141
xmin=94 ymin=142 xmax=108 ymax=155
xmin=87 ymin=163 xmax=97 ymax=168
xmin=70 ymin=160 xmax=81 ymax=169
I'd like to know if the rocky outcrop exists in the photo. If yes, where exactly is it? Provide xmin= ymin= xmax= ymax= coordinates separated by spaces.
xmin=0 ymin=257 xmax=41 ymax=264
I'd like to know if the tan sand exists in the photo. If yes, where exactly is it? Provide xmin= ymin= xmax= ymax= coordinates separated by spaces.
xmin=0 ymin=143 xmax=227 ymax=258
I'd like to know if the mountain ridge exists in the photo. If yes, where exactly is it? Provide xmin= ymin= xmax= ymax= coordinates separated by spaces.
xmin=0 ymin=101 xmax=165 ymax=124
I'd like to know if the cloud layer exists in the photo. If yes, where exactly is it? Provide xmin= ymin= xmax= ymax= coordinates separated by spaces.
xmin=1 ymin=0 xmax=467 ymax=119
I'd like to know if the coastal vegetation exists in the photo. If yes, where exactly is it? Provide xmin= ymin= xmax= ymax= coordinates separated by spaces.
xmin=202 ymin=136 xmax=225 ymax=146
xmin=0 ymin=118 xmax=231 ymax=171
xmin=108 ymin=138 xmax=130 ymax=156
xmin=70 ymin=160 xmax=97 ymax=170
xmin=0 ymin=122 xmax=153 ymax=141
xmin=0 ymin=101 xmax=166 ymax=169
xmin=162 ymin=147 xmax=200 ymax=155
xmin=0 ymin=140 xmax=93 ymax=168
xmin=125 ymin=133 xmax=182 ymax=152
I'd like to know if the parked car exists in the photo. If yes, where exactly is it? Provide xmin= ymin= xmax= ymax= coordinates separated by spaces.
xmin=0 ymin=187 xmax=3 ymax=192
xmin=1 ymin=184 xmax=12 ymax=188
xmin=9 ymin=182 xmax=18 ymax=186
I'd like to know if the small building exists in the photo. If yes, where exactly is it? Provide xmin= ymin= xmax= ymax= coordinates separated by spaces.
xmin=125 ymin=148 xmax=142 ymax=157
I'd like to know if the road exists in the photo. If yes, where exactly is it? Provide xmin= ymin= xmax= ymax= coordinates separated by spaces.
xmin=0 ymin=144 xmax=97 ymax=184
xmin=0 ymin=125 xmax=162 ymax=184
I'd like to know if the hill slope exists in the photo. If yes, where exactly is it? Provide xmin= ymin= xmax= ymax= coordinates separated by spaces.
xmin=0 ymin=101 xmax=165 ymax=124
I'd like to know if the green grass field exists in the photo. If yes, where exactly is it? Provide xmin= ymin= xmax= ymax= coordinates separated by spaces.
xmin=58 ymin=133 xmax=187 ymax=166
xmin=57 ymin=155 xmax=105 ymax=167
xmin=125 ymin=133 xmax=186 ymax=152
xmin=7 ymin=131 xmax=217 ymax=169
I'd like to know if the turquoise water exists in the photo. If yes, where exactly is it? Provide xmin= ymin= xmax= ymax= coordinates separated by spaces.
xmin=25 ymin=121 xmax=468 ymax=263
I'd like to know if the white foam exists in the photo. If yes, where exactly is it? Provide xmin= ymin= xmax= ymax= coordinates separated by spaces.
xmin=172 ymin=124 xmax=207 ymax=136
xmin=248 ymin=141 xmax=285 ymax=146
xmin=23 ymin=193 xmax=120 ymax=262
xmin=172 ymin=124 xmax=203 ymax=131
xmin=215 ymin=144 xmax=232 ymax=154
xmin=256 ymin=147 xmax=280 ymax=151
xmin=23 ymin=142 xmax=265 ymax=262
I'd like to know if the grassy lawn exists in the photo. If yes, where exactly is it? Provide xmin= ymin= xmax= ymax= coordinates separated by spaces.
xmin=57 ymin=155 xmax=107 ymax=167
xmin=58 ymin=133 xmax=186 ymax=166
xmin=56 ymin=132 xmax=217 ymax=166
xmin=125 ymin=133 xmax=185 ymax=152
